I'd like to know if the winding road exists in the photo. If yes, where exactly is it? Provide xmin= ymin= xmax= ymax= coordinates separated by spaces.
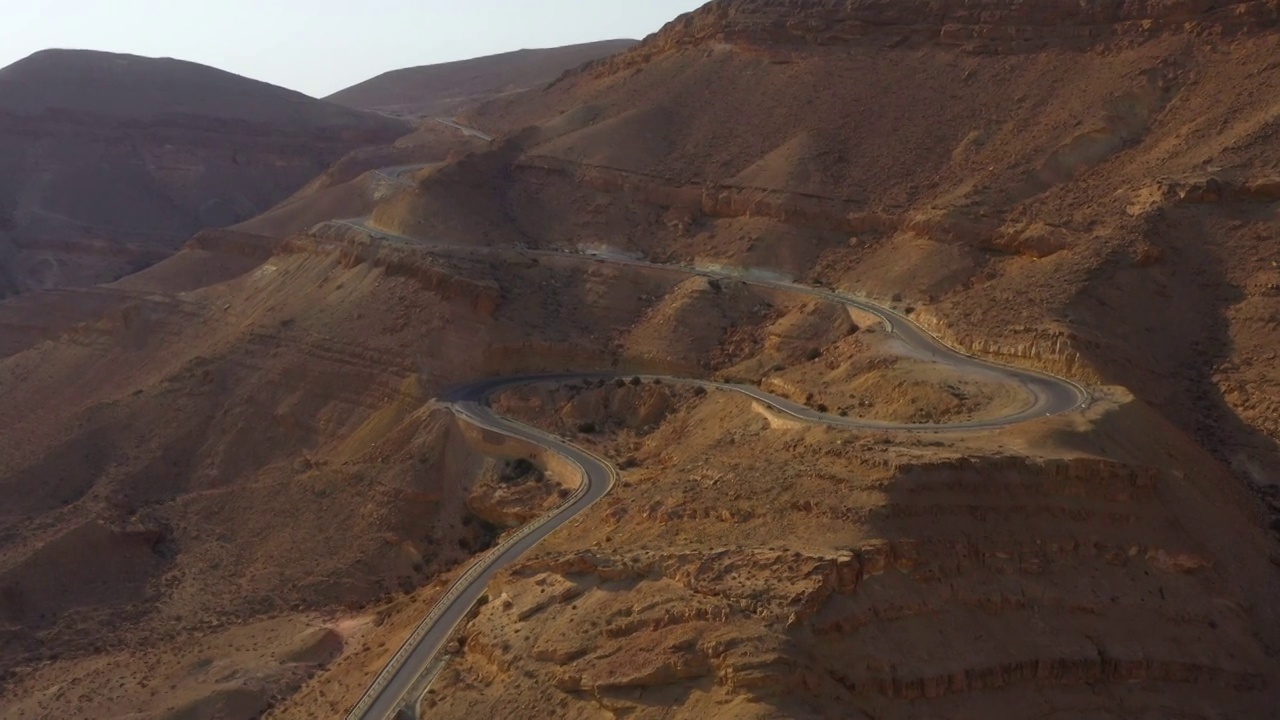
xmin=340 ymin=143 xmax=1090 ymax=719
xmin=432 ymin=117 xmax=494 ymax=142
xmin=371 ymin=165 xmax=424 ymax=188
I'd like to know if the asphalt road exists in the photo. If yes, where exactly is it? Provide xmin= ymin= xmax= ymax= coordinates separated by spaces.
xmin=371 ymin=165 xmax=423 ymax=188
xmin=340 ymin=192 xmax=1090 ymax=720
xmin=347 ymin=389 xmax=616 ymax=720
xmin=367 ymin=117 xmax=492 ymax=189
xmin=433 ymin=117 xmax=494 ymax=142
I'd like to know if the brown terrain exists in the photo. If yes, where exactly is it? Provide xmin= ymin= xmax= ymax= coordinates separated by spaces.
xmin=0 ymin=49 xmax=407 ymax=297
xmin=325 ymin=39 xmax=637 ymax=117
xmin=5 ymin=1 xmax=1280 ymax=719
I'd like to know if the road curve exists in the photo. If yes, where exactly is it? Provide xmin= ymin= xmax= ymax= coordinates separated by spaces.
xmin=340 ymin=206 xmax=1089 ymax=720
xmin=332 ymin=214 xmax=1087 ymax=424
xmin=371 ymin=165 xmax=423 ymax=188
xmin=433 ymin=117 xmax=494 ymax=142
xmin=349 ymin=371 xmax=1085 ymax=720
xmin=368 ymin=117 xmax=492 ymax=189
xmin=347 ymin=390 xmax=617 ymax=720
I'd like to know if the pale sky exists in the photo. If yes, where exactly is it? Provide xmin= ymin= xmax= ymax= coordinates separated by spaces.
xmin=0 ymin=0 xmax=708 ymax=97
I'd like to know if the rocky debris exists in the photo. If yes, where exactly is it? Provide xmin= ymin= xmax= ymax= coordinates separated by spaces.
xmin=565 ymin=633 xmax=713 ymax=692
xmin=1163 ymin=175 xmax=1280 ymax=204
xmin=514 ymin=548 xmax=862 ymax=623
xmin=559 ymin=384 xmax=674 ymax=430
xmin=988 ymin=222 xmax=1078 ymax=260
xmin=904 ymin=209 xmax=999 ymax=248
xmin=465 ymin=458 xmax=561 ymax=528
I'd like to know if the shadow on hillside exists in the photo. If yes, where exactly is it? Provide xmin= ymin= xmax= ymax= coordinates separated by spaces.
xmin=1069 ymin=201 xmax=1280 ymax=529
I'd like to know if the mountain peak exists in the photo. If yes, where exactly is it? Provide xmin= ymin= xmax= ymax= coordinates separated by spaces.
xmin=0 ymin=48 xmax=394 ymax=128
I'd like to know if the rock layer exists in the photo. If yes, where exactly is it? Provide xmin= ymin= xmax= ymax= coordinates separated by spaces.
xmin=586 ymin=0 xmax=1280 ymax=73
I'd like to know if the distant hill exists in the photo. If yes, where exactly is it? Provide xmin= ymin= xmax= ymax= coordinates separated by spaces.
xmin=0 ymin=49 xmax=397 ymax=127
xmin=325 ymin=39 xmax=636 ymax=117
xmin=0 ymin=49 xmax=408 ymax=296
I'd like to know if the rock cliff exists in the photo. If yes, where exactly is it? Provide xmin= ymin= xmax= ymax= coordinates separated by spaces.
xmin=589 ymin=0 xmax=1280 ymax=72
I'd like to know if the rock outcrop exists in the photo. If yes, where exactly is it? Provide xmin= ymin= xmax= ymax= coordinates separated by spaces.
xmin=425 ymin=390 xmax=1280 ymax=719
xmin=583 ymin=0 xmax=1280 ymax=75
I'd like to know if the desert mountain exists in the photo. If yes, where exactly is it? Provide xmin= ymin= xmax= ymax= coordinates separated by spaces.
xmin=5 ymin=1 xmax=1280 ymax=719
xmin=356 ymin=1 xmax=1280 ymax=713
xmin=325 ymin=39 xmax=636 ymax=117
xmin=425 ymin=0 xmax=1280 ymax=507
xmin=0 ymin=49 xmax=407 ymax=297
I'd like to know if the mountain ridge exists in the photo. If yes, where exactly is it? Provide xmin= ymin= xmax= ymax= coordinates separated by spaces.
xmin=326 ymin=39 xmax=637 ymax=116
xmin=0 ymin=49 xmax=393 ymax=126
xmin=0 ymin=49 xmax=407 ymax=297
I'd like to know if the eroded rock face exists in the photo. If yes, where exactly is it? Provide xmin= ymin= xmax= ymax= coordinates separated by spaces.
xmin=428 ymin=425 xmax=1280 ymax=719
xmin=466 ymin=459 xmax=564 ymax=528
xmin=587 ymin=0 xmax=1280 ymax=72
xmin=517 ymin=156 xmax=904 ymax=237
xmin=1158 ymin=175 xmax=1280 ymax=204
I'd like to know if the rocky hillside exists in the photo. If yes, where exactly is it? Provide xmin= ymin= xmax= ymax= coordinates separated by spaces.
xmin=412 ymin=385 xmax=1280 ymax=720
xmin=604 ymin=0 xmax=1280 ymax=58
xmin=0 ymin=50 xmax=408 ymax=297
xmin=307 ymin=3 xmax=1280 ymax=712
xmin=6 ymin=1 xmax=1280 ymax=719
xmin=325 ymin=39 xmax=636 ymax=117
xmin=0 ymin=222 xmax=1008 ymax=717
xmin=414 ymin=0 xmax=1280 ymax=520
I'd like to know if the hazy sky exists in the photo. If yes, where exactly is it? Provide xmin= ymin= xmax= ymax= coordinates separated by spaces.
xmin=0 ymin=0 xmax=707 ymax=97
